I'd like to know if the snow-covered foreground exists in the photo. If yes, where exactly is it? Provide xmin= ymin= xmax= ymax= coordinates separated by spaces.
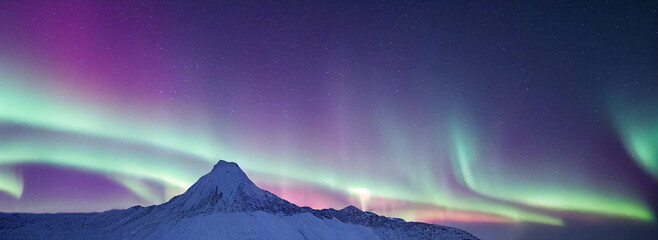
xmin=0 ymin=161 xmax=479 ymax=240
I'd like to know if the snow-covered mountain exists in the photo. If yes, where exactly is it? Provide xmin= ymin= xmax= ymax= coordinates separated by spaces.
xmin=0 ymin=160 xmax=479 ymax=240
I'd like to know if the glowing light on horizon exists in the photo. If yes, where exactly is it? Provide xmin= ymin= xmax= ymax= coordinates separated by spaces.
xmin=349 ymin=188 xmax=372 ymax=211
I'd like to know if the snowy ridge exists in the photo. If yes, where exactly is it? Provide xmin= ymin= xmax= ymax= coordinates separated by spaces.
xmin=0 ymin=160 xmax=479 ymax=240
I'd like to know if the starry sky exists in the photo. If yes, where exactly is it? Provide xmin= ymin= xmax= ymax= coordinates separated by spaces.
xmin=0 ymin=1 xmax=657 ymax=239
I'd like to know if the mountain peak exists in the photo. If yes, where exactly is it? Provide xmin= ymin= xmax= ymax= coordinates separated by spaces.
xmin=212 ymin=159 xmax=240 ymax=171
xmin=209 ymin=160 xmax=250 ymax=180
xmin=165 ymin=160 xmax=302 ymax=215
xmin=341 ymin=205 xmax=362 ymax=213
xmin=195 ymin=160 xmax=255 ymax=193
xmin=165 ymin=160 xmax=260 ymax=212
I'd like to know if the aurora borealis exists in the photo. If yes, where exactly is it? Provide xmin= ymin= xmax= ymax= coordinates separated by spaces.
xmin=1 ymin=1 xmax=657 ymax=239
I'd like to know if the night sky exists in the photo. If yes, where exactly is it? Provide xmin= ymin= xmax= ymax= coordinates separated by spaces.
xmin=1 ymin=1 xmax=657 ymax=239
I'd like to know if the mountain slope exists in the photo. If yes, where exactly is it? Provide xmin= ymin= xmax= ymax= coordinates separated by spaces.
xmin=0 ymin=160 xmax=479 ymax=240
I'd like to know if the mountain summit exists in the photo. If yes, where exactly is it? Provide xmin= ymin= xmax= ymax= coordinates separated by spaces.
xmin=169 ymin=160 xmax=261 ymax=210
xmin=166 ymin=160 xmax=302 ymax=215
xmin=0 ymin=160 xmax=479 ymax=240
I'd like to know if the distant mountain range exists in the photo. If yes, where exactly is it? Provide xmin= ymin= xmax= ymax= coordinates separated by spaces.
xmin=0 ymin=160 xmax=479 ymax=240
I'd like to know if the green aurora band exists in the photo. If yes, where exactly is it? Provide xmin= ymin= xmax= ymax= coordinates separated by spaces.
xmin=0 ymin=72 xmax=654 ymax=225
xmin=448 ymin=120 xmax=654 ymax=222
xmin=610 ymin=99 xmax=658 ymax=180
xmin=0 ymin=73 xmax=226 ymax=162
xmin=0 ymin=166 xmax=22 ymax=198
